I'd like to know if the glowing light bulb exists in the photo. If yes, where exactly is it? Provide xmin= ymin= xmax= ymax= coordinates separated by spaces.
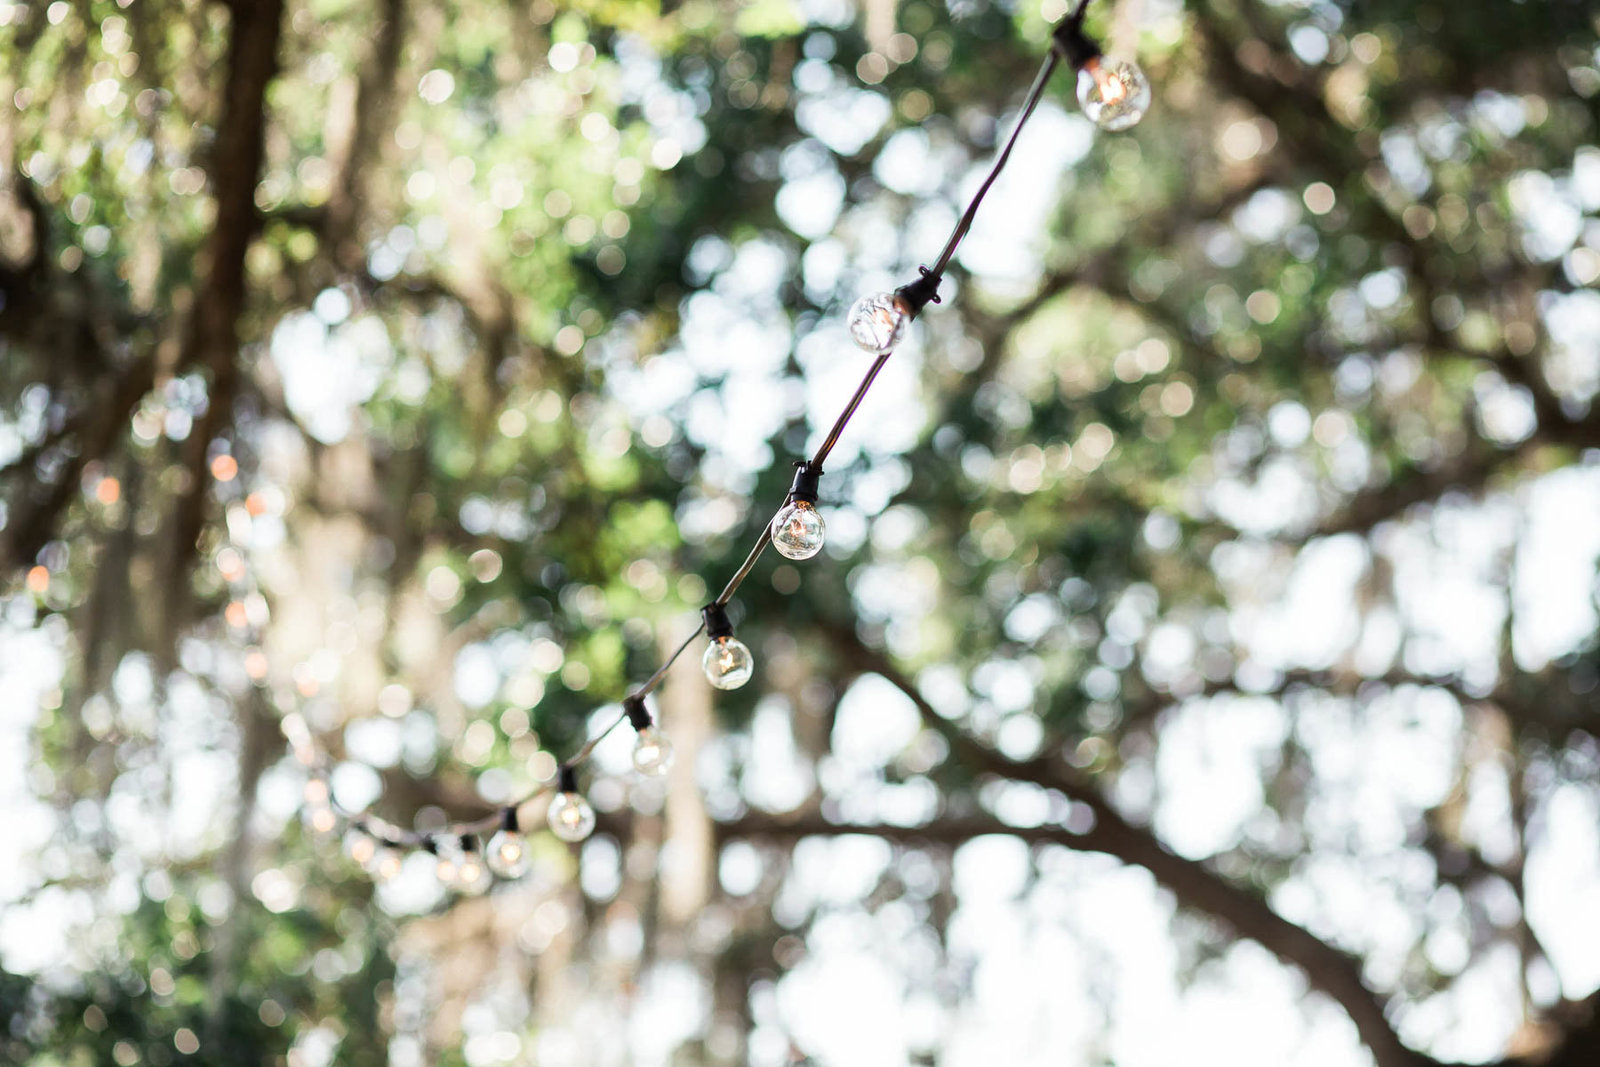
xmin=702 ymin=635 xmax=754 ymax=690
xmin=770 ymin=499 xmax=826 ymax=560
xmin=304 ymin=804 xmax=337 ymax=836
xmin=486 ymin=807 xmax=529 ymax=878
xmin=848 ymin=292 xmax=910 ymax=355
xmin=547 ymin=790 xmax=596 ymax=843
xmin=454 ymin=837 xmax=492 ymax=895
xmin=372 ymin=848 xmax=404 ymax=882
xmin=486 ymin=829 xmax=529 ymax=878
xmin=1076 ymin=55 xmax=1150 ymax=131
xmin=433 ymin=844 xmax=460 ymax=886
xmin=632 ymin=725 xmax=675 ymax=777
xmin=345 ymin=831 xmax=377 ymax=867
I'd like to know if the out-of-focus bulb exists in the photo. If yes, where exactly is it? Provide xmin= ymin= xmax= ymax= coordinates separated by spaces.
xmin=702 ymin=635 xmax=754 ymax=690
xmin=486 ymin=828 xmax=529 ymax=879
xmin=372 ymin=848 xmax=404 ymax=882
xmin=433 ymin=845 xmax=460 ymax=885
xmin=345 ymin=832 xmax=377 ymax=867
xmin=848 ymin=292 xmax=910 ymax=355
xmin=305 ymin=804 xmax=337 ymax=836
xmin=1076 ymin=55 xmax=1150 ymax=131
xmin=771 ymin=500 xmax=826 ymax=560
xmin=454 ymin=839 xmax=492 ymax=895
xmin=547 ymin=791 xmax=596 ymax=843
xmin=632 ymin=726 xmax=675 ymax=777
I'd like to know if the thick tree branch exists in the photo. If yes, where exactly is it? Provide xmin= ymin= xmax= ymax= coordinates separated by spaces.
xmin=162 ymin=0 xmax=285 ymax=646
xmin=829 ymin=629 xmax=1429 ymax=1067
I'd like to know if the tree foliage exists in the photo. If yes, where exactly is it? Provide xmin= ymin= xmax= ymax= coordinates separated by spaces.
xmin=2 ymin=0 xmax=1599 ymax=1064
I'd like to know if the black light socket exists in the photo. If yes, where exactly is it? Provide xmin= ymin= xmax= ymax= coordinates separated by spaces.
xmin=623 ymin=694 xmax=653 ymax=730
xmin=894 ymin=266 xmax=943 ymax=317
xmin=558 ymin=764 xmax=579 ymax=794
xmin=1051 ymin=12 xmax=1101 ymax=69
xmin=500 ymin=806 xmax=520 ymax=833
xmin=787 ymin=461 xmax=823 ymax=505
xmin=702 ymin=602 xmax=734 ymax=640
xmin=460 ymin=834 xmax=480 ymax=854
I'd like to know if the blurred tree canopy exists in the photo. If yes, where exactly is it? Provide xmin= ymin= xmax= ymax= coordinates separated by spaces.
xmin=2 ymin=0 xmax=1600 ymax=1064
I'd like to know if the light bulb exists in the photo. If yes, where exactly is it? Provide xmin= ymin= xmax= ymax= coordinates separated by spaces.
xmin=454 ymin=837 xmax=492 ymax=895
xmin=848 ymin=292 xmax=909 ymax=355
xmin=304 ymin=804 xmax=337 ymax=837
xmin=702 ymin=635 xmax=754 ymax=690
xmin=433 ymin=846 xmax=460 ymax=886
xmin=770 ymin=499 xmax=826 ymax=560
xmin=345 ymin=831 xmax=377 ymax=867
xmin=455 ymin=855 xmax=491 ymax=894
xmin=632 ymin=725 xmax=675 ymax=777
xmin=1076 ymin=55 xmax=1150 ymax=131
xmin=486 ymin=828 xmax=529 ymax=879
xmin=372 ymin=848 xmax=404 ymax=882
xmin=547 ymin=790 xmax=596 ymax=843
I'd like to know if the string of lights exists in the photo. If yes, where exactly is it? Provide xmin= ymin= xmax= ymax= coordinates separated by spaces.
xmin=269 ymin=0 xmax=1152 ymax=894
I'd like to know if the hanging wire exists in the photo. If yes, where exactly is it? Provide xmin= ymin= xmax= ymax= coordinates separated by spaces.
xmin=275 ymin=0 xmax=1129 ymax=874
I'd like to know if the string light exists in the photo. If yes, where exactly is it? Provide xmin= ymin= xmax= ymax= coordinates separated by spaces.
xmin=700 ymin=603 xmax=754 ymax=690
xmin=426 ymin=837 xmax=460 ymax=884
xmin=486 ymin=808 xmax=531 ymax=879
xmin=770 ymin=461 xmax=827 ymax=561
xmin=1052 ymin=3 xmax=1150 ymax=131
xmin=1076 ymin=55 xmax=1150 ymax=131
xmin=246 ymin=0 xmax=1146 ymax=884
xmin=454 ymin=835 xmax=493 ymax=895
xmin=372 ymin=846 xmax=404 ymax=882
xmin=624 ymin=696 xmax=675 ymax=777
xmin=547 ymin=766 xmax=598 ymax=843
xmin=847 ymin=292 xmax=912 ymax=355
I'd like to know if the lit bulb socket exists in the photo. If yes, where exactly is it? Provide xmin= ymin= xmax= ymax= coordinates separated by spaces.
xmin=1051 ymin=13 xmax=1102 ymax=70
xmin=893 ymin=266 xmax=943 ymax=319
xmin=702 ymin=602 xmax=735 ymax=641
xmin=623 ymin=694 xmax=653 ymax=731
xmin=786 ymin=461 xmax=823 ymax=505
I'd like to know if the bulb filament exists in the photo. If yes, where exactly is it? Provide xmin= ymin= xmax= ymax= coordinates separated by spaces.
xmin=1092 ymin=59 xmax=1128 ymax=106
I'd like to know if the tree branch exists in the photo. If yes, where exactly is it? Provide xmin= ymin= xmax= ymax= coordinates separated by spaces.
xmin=828 ymin=628 xmax=1428 ymax=1067
xmin=161 ymin=0 xmax=285 ymax=647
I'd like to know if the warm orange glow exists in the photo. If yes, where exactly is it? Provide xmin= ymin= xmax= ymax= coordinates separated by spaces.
xmin=210 ymin=454 xmax=239 ymax=482
xmin=216 ymin=547 xmax=246 ymax=582
xmin=95 ymin=477 xmax=121 ymax=505
xmin=244 ymin=649 xmax=270 ymax=679
xmin=1093 ymin=59 xmax=1129 ymax=106
xmin=26 ymin=566 xmax=49 ymax=594
xmin=225 ymin=601 xmax=249 ymax=628
xmin=245 ymin=492 xmax=268 ymax=516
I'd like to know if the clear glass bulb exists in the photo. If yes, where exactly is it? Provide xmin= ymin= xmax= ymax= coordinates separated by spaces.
xmin=454 ymin=854 xmax=492 ymax=895
xmin=848 ymin=292 xmax=909 ymax=355
xmin=547 ymin=791 xmax=596 ymax=842
xmin=304 ymin=803 xmax=337 ymax=837
xmin=771 ymin=500 xmax=826 ymax=560
xmin=485 ymin=829 xmax=529 ymax=878
xmin=702 ymin=635 xmax=754 ymax=690
xmin=1076 ymin=55 xmax=1150 ymax=131
xmin=372 ymin=848 xmax=404 ymax=882
xmin=632 ymin=725 xmax=675 ymax=777
xmin=434 ymin=850 xmax=460 ymax=885
xmin=344 ymin=832 xmax=377 ymax=867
